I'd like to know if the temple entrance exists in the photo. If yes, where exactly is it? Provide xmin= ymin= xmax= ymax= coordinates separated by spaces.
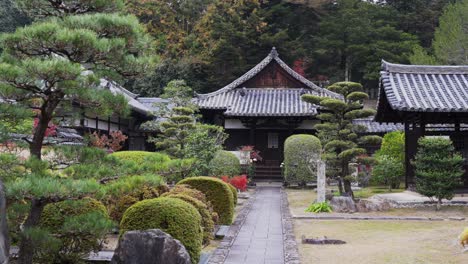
xmin=253 ymin=130 xmax=288 ymax=181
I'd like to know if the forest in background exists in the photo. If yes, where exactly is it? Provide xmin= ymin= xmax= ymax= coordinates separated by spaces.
xmin=1 ymin=0 xmax=464 ymax=97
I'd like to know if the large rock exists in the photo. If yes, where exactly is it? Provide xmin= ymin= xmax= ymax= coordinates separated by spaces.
xmin=0 ymin=181 xmax=9 ymax=264
xmin=329 ymin=196 xmax=357 ymax=213
xmin=111 ymin=229 xmax=191 ymax=264
xmin=355 ymin=198 xmax=392 ymax=212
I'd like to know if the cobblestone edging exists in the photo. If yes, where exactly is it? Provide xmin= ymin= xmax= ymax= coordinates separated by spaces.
xmin=207 ymin=190 xmax=257 ymax=264
xmin=280 ymin=188 xmax=301 ymax=264
xmin=292 ymin=215 xmax=466 ymax=221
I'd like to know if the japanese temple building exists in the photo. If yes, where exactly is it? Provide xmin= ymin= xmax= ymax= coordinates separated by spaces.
xmin=375 ymin=61 xmax=468 ymax=188
xmin=195 ymin=48 xmax=342 ymax=179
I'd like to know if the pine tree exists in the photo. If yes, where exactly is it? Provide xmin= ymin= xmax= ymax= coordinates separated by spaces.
xmin=302 ymin=82 xmax=381 ymax=197
xmin=410 ymin=0 xmax=468 ymax=65
xmin=413 ymin=137 xmax=464 ymax=210
xmin=309 ymin=0 xmax=418 ymax=83
xmin=0 ymin=1 xmax=154 ymax=263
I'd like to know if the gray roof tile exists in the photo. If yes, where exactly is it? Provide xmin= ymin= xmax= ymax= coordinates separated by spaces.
xmin=378 ymin=60 xmax=468 ymax=112
xmin=196 ymin=48 xmax=341 ymax=116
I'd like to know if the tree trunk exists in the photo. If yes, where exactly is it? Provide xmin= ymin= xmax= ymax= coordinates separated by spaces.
xmin=337 ymin=177 xmax=344 ymax=195
xmin=0 ymin=179 xmax=9 ymax=264
xmin=343 ymin=179 xmax=354 ymax=199
xmin=436 ymin=198 xmax=442 ymax=211
xmin=18 ymin=200 xmax=45 ymax=264
xmin=29 ymin=95 xmax=63 ymax=160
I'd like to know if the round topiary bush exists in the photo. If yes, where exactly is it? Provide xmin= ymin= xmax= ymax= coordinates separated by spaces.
xmin=164 ymin=193 xmax=214 ymax=245
xmin=284 ymin=134 xmax=322 ymax=186
xmin=177 ymin=177 xmax=234 ymax=225
xmin=209 ymin=150 xmax=241 ymax=177
xmin=103 ymin=175 xmax=166 ymax=222
xmin=227 ymin=183 xmax=238 ymax=206
xmin=120 ymin=197 xmax=202 ymax=264
xmin=39 ymin=198 xmax=113 ymax=264
xmin=109 ymin=151 xmax=171 ymax=165
xmin=161 ymin=184 xmax=218 ymax=224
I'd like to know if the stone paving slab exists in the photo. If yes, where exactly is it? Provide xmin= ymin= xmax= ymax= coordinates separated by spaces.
xmin=223 ymin=187 xmax=284 ymax=264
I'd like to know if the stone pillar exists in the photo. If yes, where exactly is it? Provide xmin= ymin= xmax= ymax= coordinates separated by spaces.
xmin=0 ymin=180 xmax=9 ymax=264
xmin=316 ymin=160 xmax=326 ymax=203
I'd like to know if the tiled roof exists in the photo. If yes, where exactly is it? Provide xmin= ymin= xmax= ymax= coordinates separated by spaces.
xmin=353 ymin=118 xmax=403 ymax=134
xmin=378 ymin=61 xmax=468 ymax=112
xmin=101 ymin=79 xmax=153 ymax=116
xmin=204 ymin=88 xmax=319 ymax=117
xmin=137 ymin=97 xmax=169 ymax=112
xmin=196 ymin=48 xmax=341 ymax=116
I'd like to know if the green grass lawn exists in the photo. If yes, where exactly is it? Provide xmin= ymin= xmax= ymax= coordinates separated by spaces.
xmin=353 ymin=186 xmax=405 ymax=199
xmin=294 ymin=219 xmax=467 ymax=264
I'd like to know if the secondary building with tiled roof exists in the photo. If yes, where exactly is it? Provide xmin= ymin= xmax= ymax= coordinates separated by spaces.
xmin=375 ymin=60 xmax=468 ymax=189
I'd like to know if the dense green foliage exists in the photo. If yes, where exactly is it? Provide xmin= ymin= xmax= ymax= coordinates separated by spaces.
xmin=163 ymin=193 xmax=214 ymax=245
xmin=209 ymin=150 xmax=241 ymax=177
xmin=283 ymin=134 xmax=322 ymax=186
xmin=302 ymin=82 xmax=381 ymax=197
xmin=413 ymin=137 xmax=464 ymax=209
xmin=0 ymin=1 xmax=155 ymax=261
xmin=372 ymin=156 xmax=403 ymax=191
xmin=102 ymin=175 xmax=166 ymax=221
xmin=184 ymin=124 xmax=228 ymax=175
xmin=177 ymin=177 xmax=234 ymax=225
xmin=120 ymin=197 xmax=202 ymax=264
xmin=122 ymin=0 xmax=446 ymax=95
xmin=309 ymin=0 xmax=418 ymax=83
xmin=38 ymin=198 xmax=113 ymax=264
xmin=410 ymin=0 xmax=468 ymax=65
xmin=109 ymin=151 xmax=171 ymax=165
xmin=373 ymin=131 xmax=405 ymax=190
xmin=226 ymin=183 xmax=238 ymax=206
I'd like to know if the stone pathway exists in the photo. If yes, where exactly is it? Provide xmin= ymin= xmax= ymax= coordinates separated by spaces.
xmin=224 ymin=187 xmax=284 ymax=264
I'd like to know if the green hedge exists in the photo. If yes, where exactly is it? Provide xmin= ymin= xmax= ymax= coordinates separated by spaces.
xmin=102 ymin=175 xmax=167 ymax=222
xmin=209 ymin=150 xmax=241 ymax=176
xmin=177 ymin=177 xmax=234 ymax=225
xmin=120 ymin=197 xmax=202 ymax=264
xmin=284 ymin=134 xmax=322 ymax=185
xmin=227 ymin=183 xmax=237 ymax=206
xmin=109 ymin=151 xmax=171 ymax=165
xmin=39 ymin=198 xmax=112 ymax=263
xmin=161 ymin=184 xmax=218 ymax=224
xmin=164 ymin=193 xmax=214 ymax=245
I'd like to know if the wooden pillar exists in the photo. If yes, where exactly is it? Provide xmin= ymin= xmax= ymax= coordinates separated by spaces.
xmin=405 ymin=121 xmax=425 ymax=189
xmin=404 ymin=122 xmax=411 ymax=189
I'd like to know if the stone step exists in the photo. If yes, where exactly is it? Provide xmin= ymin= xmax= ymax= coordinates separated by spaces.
xmin=215 ymin=225 xmax=230 ymax=239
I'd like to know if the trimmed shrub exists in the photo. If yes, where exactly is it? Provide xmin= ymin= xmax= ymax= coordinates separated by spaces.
xmin=120 ymin=197 xmax=202 ymax=264
xmin=110 ymin=151 xmax=171 ymax=166
xmin=209 ymin=150 xmax=241 ymax=177
xmin=227 ymin=183 xmax=238 ymax=206
xmin=220 ymin=177 xmax=238 ymax=205
xmin=177 ymin=177 xmax=234 ymax=225
xmin=284 ymin=134 xmax=322 ymax=185
xmin=161 ymin=184 xmax=218 ymax=223
xmin=164 ymin=193 xmax=214 ymax=245
xmin=413 ymin=137 xmax=464 ymax=210
xmin=39 ymin=198 xmax=113 ymax=264
xmin=103 ymin=175 xmax=166 ymax=221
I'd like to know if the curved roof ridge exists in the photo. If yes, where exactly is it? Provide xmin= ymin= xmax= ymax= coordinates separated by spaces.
xmin=197 ymin=47 xmax=343 ymax=100
xmin=382 ymin=60 xmax=468 ymax=74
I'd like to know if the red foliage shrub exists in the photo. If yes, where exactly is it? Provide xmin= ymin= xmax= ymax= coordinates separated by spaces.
xmin=220 ymin=175 xmax=248 ymax=192
xmin=33 ymin=118 xmax=57 ymax=137
xmin=89 ymin=130 xmax=128 ymax=151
